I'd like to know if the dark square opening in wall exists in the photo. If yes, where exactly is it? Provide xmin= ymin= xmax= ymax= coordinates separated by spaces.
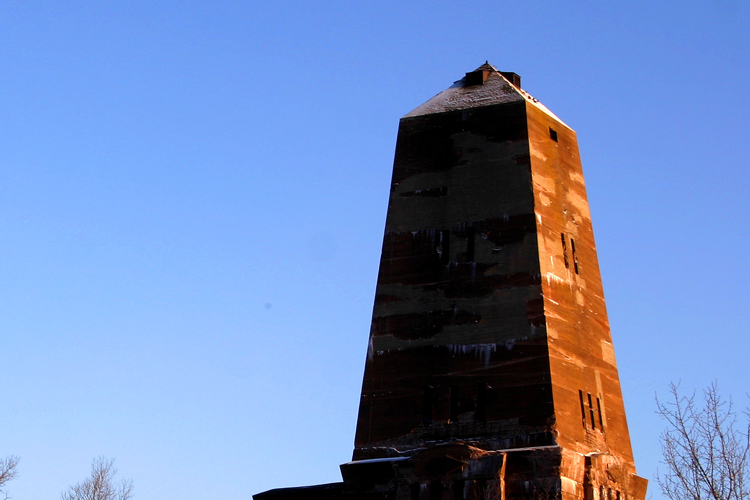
xmin=549 ymin=128 xmax=558 ymax=142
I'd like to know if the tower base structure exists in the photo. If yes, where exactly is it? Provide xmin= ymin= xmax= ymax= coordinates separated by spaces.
xmin=255 ymin=443 xmax=646 ymax=500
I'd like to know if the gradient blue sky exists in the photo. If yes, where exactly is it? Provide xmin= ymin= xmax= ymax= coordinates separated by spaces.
xmin=1 ymin=1 xmax=749 ymax=499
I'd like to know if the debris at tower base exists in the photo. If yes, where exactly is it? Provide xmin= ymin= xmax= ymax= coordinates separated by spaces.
xmin=255 ymin=443 xmax=646 ymax=500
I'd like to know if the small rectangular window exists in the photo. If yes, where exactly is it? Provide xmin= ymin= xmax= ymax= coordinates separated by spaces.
xmin=597 ymin=397 xmax=604 ymax=430
xmin=549 ymin=128 xmax=558 ymax=142
xmin=571 ymin=237 xmax=579 ymax=274
xmin=561 ymin=233 xmax=569 ymax=269
xmin=588 ymin=393 xmax=596 ymax=430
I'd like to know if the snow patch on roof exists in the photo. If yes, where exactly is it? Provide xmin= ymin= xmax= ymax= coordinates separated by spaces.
xmin=404 ymin=72 xmax=523 ymax=118
xmin=403 ymin=66 xmax=570 ymax=129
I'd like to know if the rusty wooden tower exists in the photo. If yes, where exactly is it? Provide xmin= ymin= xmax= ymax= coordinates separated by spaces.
xmin=255 ymin=64 xmax=646 ymax=500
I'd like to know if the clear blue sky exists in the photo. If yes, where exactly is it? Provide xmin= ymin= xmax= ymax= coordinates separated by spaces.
xmin=1 ymin=1 xmax=748 ymax=499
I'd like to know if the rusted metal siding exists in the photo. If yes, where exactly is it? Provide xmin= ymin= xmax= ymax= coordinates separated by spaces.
xmin=525 ymin=100 xmax=645 ymax=497
xmin=254 ymin=65 xmax=647 ymax=500
xmin=526 ymin=101 xmax=635 ymax=460
xmin=355 ymin=100 xmax=558 ymax=459
xmin=351 ymin=69 xmax=646 ymax=498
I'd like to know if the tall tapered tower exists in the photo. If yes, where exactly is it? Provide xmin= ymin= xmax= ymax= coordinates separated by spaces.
xmin=255 ymin=64 xmax=646 ymax=500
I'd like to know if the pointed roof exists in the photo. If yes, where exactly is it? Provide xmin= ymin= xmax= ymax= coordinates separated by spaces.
xmin=403 ymin=63 xmax=567 ymax=127
xmin=474 ymin=61 xmax=497 ymax=72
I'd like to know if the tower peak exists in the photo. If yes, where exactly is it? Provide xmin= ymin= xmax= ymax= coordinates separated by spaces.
xmin=404 ymin=65 xmax=524 ymax=118
xmin=473 ymin=61 xmax=498 ymax=72
xmin=464 ymin=62 xmax=519 ymax=88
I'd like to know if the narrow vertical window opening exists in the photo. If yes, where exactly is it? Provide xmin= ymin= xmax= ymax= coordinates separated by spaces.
xmin=561 ymin=233 xmax=569 ymax=269
xmin=597 ymin=397 xmax=604 ymax=431
xmin=571 ymin=237 xmax=579 ymax=274
xmin=588 ymin=393 xmax=596 ymax=430
xmin=579 ymin=390 xmax=587 ymax=427
xmin=549 ymin=128 xmax=558 ymax=142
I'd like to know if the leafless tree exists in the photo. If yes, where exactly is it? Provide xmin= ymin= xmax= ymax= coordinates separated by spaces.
xmin=0 ymin=456 xmax=19 ymax=500
xmin=61 ymin=457 xmax=133 ymax=500
xmin=657 ymin=383 xmax=750 ymax=500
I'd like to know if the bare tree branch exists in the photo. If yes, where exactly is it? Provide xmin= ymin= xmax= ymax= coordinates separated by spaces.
xmin=61 ymin=457 xmax=133 ymax=500
xmin=657 ymin=383 xmax=750 ymax=500
xmin=0 ymin=456 xmax=19 ymax=500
